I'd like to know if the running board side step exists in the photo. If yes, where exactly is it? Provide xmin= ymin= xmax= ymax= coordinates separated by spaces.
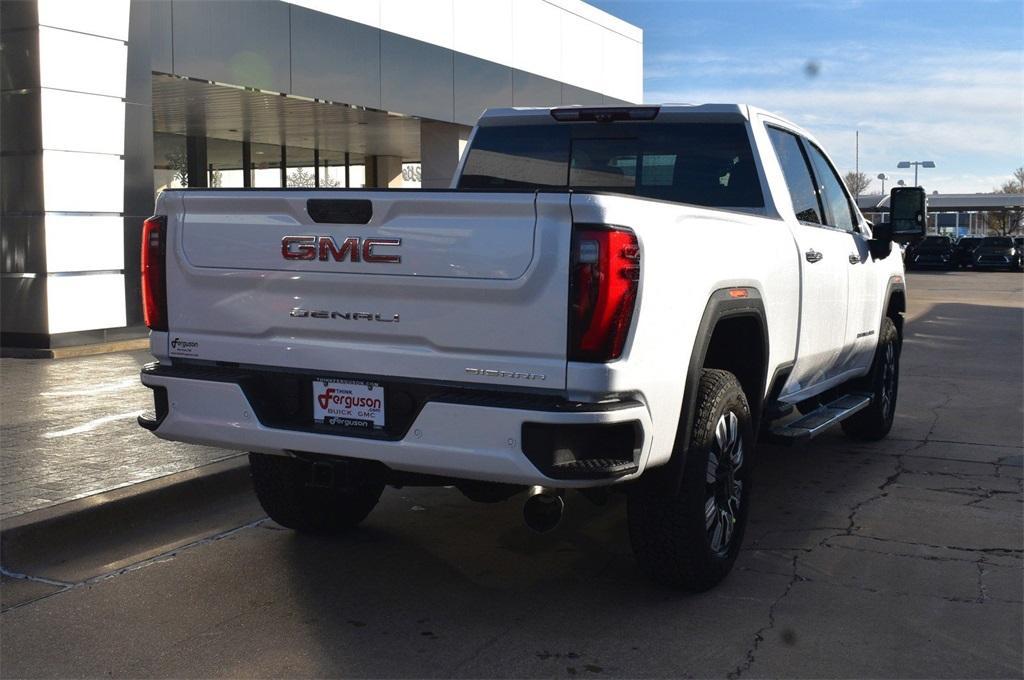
xmin=768 ymin=393 xmax=872 ymax=442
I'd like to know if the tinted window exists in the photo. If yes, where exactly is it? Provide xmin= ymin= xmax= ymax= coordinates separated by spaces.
xmin=459 ymin=122 xmax=764 ymax=209
xmin=805 ymin=143 xmax=856 ymax=232
xmin=459 ymin=125 xmax=570 ymax=189
xmin=767 ymin=127 xmax=822 ymax=224
xmin=981 ymin=237 xmax=1012 ymax=247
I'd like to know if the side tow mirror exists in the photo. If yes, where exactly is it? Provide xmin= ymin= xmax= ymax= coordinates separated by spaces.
xmin=889 ymin=186 xmax=927 ymax=242
xmin=869 ymin=239 xmax=893 ymax=260
xmin=868 ymin=223 xmax=893 ymax=260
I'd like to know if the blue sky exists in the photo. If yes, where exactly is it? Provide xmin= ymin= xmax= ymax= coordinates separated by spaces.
xmin=591 ymin=0 xmax=1024 ymax=193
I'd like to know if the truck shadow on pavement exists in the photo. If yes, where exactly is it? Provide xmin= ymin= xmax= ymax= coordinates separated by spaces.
xmin=264 ymin=298 xmax=1021 ymax=677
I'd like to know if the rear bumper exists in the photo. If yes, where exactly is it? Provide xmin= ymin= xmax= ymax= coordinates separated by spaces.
xmin=140 ymin=364 xmax=654 ymax=488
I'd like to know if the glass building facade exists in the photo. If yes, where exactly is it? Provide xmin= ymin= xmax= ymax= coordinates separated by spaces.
xmin=1 ymin=0 xmax=643 ymax=351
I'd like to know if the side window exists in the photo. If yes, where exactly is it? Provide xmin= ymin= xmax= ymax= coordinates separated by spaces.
xmin=766 ymin=127 xmax=822 ymax=224
xmin=804 ymin=143 xmax=857 ymax=232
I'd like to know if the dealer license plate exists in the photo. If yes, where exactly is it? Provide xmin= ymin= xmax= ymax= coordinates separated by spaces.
xmin=312 ymin=378 xmax=385 ymax=429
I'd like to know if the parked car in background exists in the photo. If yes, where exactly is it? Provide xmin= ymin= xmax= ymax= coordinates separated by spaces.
xmin=953 ymin=236 xmax=984 ymax=269
xmin=971 ymin=236 xmax=1023 ymax=271
xmin=906 ymin=235 xmax=955 ymax=270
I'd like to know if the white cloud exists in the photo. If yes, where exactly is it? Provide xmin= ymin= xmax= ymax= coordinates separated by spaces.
xmin=643 ymin=45 xmax=1023 ymax=193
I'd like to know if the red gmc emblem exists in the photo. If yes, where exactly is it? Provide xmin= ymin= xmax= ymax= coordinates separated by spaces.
xmin=281 ymin=235 xmax=401 ymax=263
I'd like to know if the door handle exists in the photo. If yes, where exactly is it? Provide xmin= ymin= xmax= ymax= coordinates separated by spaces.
xmin=849 ymin=253 xmax=861 ymax=264
xmin=805 ymin=249 xmax=823 ymax=263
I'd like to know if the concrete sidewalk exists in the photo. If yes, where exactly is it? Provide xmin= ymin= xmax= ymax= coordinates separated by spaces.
xmin=0 ymin=349 xmax=239 ymax=520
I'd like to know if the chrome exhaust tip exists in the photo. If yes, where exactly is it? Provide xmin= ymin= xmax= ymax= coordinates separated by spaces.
xmin=523 ymin=486 xmax=564 ymax=533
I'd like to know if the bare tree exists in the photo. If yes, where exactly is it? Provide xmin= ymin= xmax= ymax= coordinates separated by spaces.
xmin=998 ymin=166 xmax=1024 ymax=194
xmin=982 ymin=168 xmax=1024 ymax=235
xmin=843 ymin=171 xmax=872 ymax=196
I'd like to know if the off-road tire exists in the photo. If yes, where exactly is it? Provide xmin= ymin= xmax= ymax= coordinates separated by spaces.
xmin=249 ymin=453 xmax=384 ymax=533
xmin=841 ymin=316 xmax=900 ymax=441
xmin=627 ymin=369 xmax=754 ymax=591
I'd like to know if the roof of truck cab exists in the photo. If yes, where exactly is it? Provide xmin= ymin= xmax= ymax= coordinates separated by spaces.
xmin=476 ymin=104 xmax=797 ymax=129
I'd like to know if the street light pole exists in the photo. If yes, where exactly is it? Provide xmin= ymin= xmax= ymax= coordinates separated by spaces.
xmin=897 ymin=160 xmax=936 ymax=187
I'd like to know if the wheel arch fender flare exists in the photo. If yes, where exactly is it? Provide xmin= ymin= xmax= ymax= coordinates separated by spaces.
xmin=881 ymin=276 xmax=907 ymax=339
xmin=650 ymin=286 xmax=769 ymax=494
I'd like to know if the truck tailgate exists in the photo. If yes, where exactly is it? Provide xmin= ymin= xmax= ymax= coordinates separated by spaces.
xmin=164 ymin=191 xmax=572 ymax=389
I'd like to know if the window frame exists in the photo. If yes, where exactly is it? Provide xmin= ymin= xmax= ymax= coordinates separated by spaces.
xmin=765 ymin=125 xmax=827 ymax=228
xmin=800 ymin=139 xmax=860 ymax=234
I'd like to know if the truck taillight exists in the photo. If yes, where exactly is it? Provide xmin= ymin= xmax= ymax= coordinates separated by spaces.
xmin=569 ymin=225 xmax=640 ymax=362
xmin=141 ymin=215 xmax=167 ymax=332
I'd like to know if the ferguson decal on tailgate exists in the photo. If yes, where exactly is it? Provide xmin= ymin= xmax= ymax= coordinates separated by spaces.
xmin=169 ymin=337 xmax=199 ymax=356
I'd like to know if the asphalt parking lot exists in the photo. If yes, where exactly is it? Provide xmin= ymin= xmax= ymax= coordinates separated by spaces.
xmin=1 ymin=271 xmax=1021 ymax=678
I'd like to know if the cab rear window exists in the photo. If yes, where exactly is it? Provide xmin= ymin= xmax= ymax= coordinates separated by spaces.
xmin=458 ymin=122 xmax=764 ymax=209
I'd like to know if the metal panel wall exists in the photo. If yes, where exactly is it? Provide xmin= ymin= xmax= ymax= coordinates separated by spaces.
xmin=453 ymin=53 xmax=513 ymax=127
xmin=149 ymin=0 xmax=173 ymax=74
xmin=380 ymin=31 xmax=454 ymax=124
xmin=160 ymin=1 xmax=631 ymax=121
xmin=0 ymin=1 xmax=48 ymax=338
xmin=512 ymin=70 xmax=563 ymax=108
xmin=289 ymin=6 xmax=381 ymax=109
xmin=171 ymin=0 xmax=291 ymax=92
xmin=561 ymin=84 xmax=605 ymax=107
xmin=123 ymin=0 xmax=155 ymax=329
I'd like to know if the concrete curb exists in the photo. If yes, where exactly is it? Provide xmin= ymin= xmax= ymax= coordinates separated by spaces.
xmin=1 ymin=455 xmax=253 ymax=570
xmin=1 ymin=338 xmax=150 ymax=360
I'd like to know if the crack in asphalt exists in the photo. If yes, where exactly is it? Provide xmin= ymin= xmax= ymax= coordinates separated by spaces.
xmin=822 ymin=537 xmax=1022 ymax=564
xmin=887 ymin=436 xmax=1021 ymax=450
xmin=727 ymin=554 xmax=804 ymax=679
xmin=725 ymin=378 xmax=1022 ymax=677
xmin=0 ymin=518 xmax=267 ymax=613
xmin=961 ymin=488 xmax=1021 ymax=506
xmin=849 ymin=533 xmax=1023 ymax=557
xmin=815 ymin=383 xmax=959 ymax=550
xmin=976 ymin=559 xmax=990 ymax=604
xmin=741 ymin=561 xmax=1020 ymax=606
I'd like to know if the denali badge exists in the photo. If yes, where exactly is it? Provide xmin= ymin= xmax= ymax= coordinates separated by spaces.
xmin=290 ymin=308 xmax=399 ymax=323
xmin=282 ymin=235 xmax=401 ymax=263
xmin=465 ymin=367 xmax=547 ymax=381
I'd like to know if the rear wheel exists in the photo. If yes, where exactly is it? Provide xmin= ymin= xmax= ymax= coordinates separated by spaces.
xmin=249 ymin=453 xmax=384 ymax=533
xmin=841 ymin=316 xmax=900 ymax=441
xmin=627 ymin=369 xmax=753 ymax=591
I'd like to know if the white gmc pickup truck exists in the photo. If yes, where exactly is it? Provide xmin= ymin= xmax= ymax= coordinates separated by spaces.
xmin=139 ymin=104 xmax=925 ymax=591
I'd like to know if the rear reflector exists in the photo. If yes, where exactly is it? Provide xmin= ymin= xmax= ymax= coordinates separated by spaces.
xmin=569 ymin=225 xmax=640 ymax=362
xmin=141 ymin=215 xmax=167 ymax=331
